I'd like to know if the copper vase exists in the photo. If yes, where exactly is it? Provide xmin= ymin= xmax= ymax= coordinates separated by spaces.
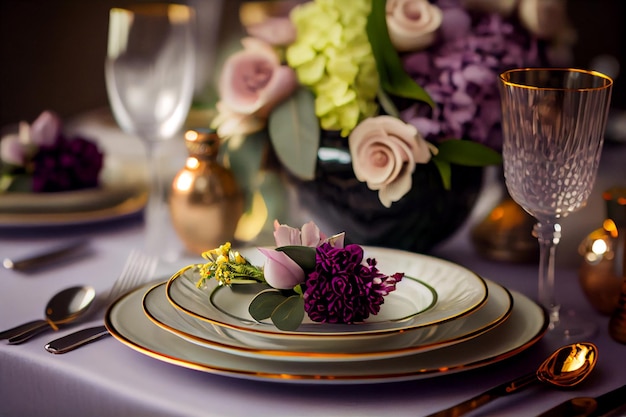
xmin=169 ymin=129 xmax=243 ymax=255
xmin=578 ymin=187 xmax=626 ymax=315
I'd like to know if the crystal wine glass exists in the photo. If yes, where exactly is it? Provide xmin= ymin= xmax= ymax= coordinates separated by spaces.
xmin=105 ymin=4 xmax=196 ymax=257
xmin=499 ymin=68 xmax=613 ymax=338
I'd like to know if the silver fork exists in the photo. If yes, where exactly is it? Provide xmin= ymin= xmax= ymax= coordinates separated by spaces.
xmin=44 ymin=250 xmax=157 ymax=354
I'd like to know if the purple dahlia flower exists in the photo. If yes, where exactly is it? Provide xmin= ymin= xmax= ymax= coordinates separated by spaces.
xmin=303 ymin=243 xmax=403 ymax=324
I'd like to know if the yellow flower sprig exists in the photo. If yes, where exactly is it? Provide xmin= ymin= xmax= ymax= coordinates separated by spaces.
xmin=196 ymin=242 xmax=265 ymax=288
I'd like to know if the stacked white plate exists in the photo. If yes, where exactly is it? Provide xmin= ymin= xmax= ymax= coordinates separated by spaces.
xmin=105 ymin=247 xmax=549 ymax=384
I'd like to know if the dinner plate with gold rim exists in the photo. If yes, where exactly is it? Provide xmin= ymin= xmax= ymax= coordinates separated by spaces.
xmin=0 ymin=155 xmax=148 ymax=227
xmin=165 ymin=247 xmax=488 ymax=340
xmin=144 ymin=279 xmax=512 ymax=362
xmin=106 ymin=283 xmax=548 ymax=384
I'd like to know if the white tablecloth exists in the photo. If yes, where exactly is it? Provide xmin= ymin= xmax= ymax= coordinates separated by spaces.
xmin=1 ymin=122 xmax=625 ymax=417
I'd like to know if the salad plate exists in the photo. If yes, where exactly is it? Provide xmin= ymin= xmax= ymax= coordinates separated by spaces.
xmin=0 ymin=109 xmax=149 ymax=227
xmin=166 ymin=247 xmax=488 ymax=340
xmin=144 ymin=279 xmax=512 ymax=361
xmin=106 ymin=283 xmax=548 ymax=384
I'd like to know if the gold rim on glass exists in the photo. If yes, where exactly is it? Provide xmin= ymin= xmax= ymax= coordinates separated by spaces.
xmin=499 ymin=67 xmax=613 ymax=91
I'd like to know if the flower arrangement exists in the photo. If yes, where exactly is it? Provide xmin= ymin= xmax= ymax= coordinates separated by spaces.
xmin=195 ymin=220 xmax=404 ymax=331
xmin=211 ymin=0 xmax=572 ymax=207
xmin=0 ymin=111 xmax=104 ymax=193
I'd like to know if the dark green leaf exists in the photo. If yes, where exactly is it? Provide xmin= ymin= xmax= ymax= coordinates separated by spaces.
xmin=0 ymin=173 xmax=32 ymax=193
xmin=268 ymin=87 xmax=320 ymax=180
xmin=276 ymin=246 xmax=316 ymax=271
xmin=270 ymin=295 xmax=305 ymax=331
xmin=436 ymin=140 xmax=503 ymax=167
xmin=366 ymin=0 xmax=435 ymax=108
xmin=431 ymin=157 xmax=451 ymax=190
xmin=293 ymin=284 xmax=303 ymax=296
xmin=249 ymin=290 xmax=287 ymax=321
xmin=376 ymin=89 xmax=399 ymax=118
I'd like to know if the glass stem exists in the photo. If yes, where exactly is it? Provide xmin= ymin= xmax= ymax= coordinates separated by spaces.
xmin=533 ymin=221 xmax=561 ymax=329
xmin=143 ymin=140 xmax=166 ymax=257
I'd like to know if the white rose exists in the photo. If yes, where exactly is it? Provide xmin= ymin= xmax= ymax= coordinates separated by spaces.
xmin=386 ymin=0 xmax=443 ymax=52
xmin=518 ymin=0 xmax=570 ymax=40
xmin=211 ymin=102 xmax=265 ymax=139
xmin=349 ymin=116 xmax=433 ymax=208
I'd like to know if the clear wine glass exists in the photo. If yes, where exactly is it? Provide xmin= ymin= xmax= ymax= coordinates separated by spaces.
xmin=105 ymin=4 xmax=196 ymax=257
xmin=499 ymin=68 xmax=613 ymax=339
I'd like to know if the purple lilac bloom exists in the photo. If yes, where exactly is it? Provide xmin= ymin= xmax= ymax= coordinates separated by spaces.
xmin=32 ymin=134 xmax=104 ymax=192
xmin=400 ymin=0 xmax=543 ymax=151
xmin=303 ymin=243 xmax=403 ymax=324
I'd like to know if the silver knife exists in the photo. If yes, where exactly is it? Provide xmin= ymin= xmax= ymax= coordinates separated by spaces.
xmin=44 ymin=325 xmax=109 ymax=354
xmin=537 ymin=384 xmax=626 ymax=417
xmin=3 ymin=239 xmax=91 ymax=272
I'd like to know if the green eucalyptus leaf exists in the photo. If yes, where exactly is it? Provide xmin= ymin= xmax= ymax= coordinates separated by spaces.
xmin=222 ymin=130 xmax=269 ymax=213
xmin=249 ymin=290 xmax=287 ymax=321
xmin=436 ymin=140 xmax=503 ymax=167
xmin=276 ymin=246 xmax=316 ymax=271
xmin=270 ymin=295 xmax=305 ymax=331
xmin=366 ymin=0 xmax=435 ymax=108
xmin=268 ymin=87 xmax=320 ymax=180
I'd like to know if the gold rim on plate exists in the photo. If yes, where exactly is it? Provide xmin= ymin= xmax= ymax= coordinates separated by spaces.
xmin=165 ymin=247 xmax=488 ymax=339
xmin=105 ymin=282 xmax=548 ymax=384
xmin=143 ymin=280 xmax=513 ymax=361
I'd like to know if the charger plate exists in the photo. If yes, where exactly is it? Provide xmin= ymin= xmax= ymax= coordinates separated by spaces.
xmin=106 ymin=283 xmax=548 ymax=384
xmin=166 ymin=247 xmax=488 ymax=340
xmin=144 ymin=279 xmax=512 ymax=362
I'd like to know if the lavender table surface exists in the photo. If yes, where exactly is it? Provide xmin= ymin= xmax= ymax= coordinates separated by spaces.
xmin=1 ymin=127 xmax=625 ymax=417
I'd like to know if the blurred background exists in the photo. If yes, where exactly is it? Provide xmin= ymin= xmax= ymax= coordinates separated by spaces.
xmin=1 ymin=0 xmax=625 ymax=133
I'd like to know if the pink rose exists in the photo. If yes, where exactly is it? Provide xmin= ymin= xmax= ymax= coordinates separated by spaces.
xmin=273 ymin=220 xmax=345 ymax=248
xmin=386 ymin=0 xmax=443 ymax=52
xmin=0 ymin=111 xmax=62 ymax=166
xmin=30 ymin=110 xmax=61 ymax=147
xmin=273 ymin=220 xmax=325 ymax=247
xmin=219 ymin=37 xmax=298 ymax=118
xmin=349 ymin=116 xmax=434 ymax=208
xmin=258 ymin=247 xmax=305 ymax=290
xmin=0 ymin=133 xmax=25 ymax=166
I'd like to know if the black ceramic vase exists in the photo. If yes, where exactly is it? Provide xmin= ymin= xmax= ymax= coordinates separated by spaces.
xmin=287 ymin=133 xmax=484 ymax=254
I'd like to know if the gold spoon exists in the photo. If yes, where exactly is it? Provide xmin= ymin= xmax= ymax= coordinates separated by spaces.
xmin=426 ymin=342 xmax=598 ymax=417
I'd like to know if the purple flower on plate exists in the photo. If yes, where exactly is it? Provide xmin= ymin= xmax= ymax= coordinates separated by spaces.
xmin=32 ymin=134 xmax=104 ymax=192
xmin=303 ymin=243 xmax=403 ymax=324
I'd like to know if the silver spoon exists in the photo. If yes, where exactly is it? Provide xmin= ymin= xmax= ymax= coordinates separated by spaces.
xmin=0 ymin=286 xmax=96 ymax=344
xmin=426 ymin=342 xmax=598 ymax=417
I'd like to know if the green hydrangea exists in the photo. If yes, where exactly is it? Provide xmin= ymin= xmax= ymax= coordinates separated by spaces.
xmin=286 ymin=0 xmax=379 ymax=136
